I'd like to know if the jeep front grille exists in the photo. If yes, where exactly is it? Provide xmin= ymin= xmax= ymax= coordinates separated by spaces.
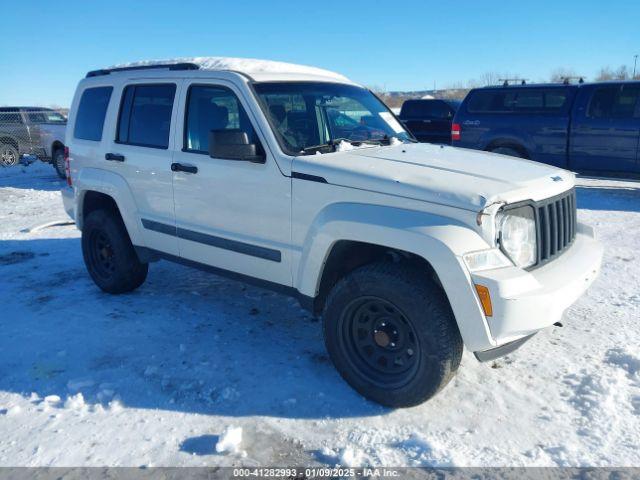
xmin=535 ymin=188 xmax=577 ymax=267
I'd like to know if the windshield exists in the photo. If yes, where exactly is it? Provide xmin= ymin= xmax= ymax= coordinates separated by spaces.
xmin=253 ymin=82 xmax=413 ymax=155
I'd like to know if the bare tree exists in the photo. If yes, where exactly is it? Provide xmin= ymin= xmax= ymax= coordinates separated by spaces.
xmin=615 ymin=65 xmax=630 ymax=80
xmin=478 ymin=72 xmax=504 ymax=86
xmin=550 ymin=67 xmax=578 ymax=83
xmin=595 ymin=65 xmax=630 ymax=81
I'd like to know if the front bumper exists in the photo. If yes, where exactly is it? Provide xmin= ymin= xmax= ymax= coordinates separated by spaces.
xmin=61 ymin=186 xmax=75 ymax=220
xmin=471 ymin=222 xmax=602 ymax=358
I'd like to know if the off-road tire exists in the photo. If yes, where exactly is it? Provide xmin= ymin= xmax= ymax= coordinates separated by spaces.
xmin=323 ymin=261 xmax=463 ymax=407
xmin=53 ymin=148 xmax=66 ymax=179
xmin=82 ymin=209 xmax=148 ymax=294
xmin=0 ymin=143 xmax=19 ymax=167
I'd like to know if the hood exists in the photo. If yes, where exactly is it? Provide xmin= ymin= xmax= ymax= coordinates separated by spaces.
xmin=293 ymin=143 xmax=574 ymax=211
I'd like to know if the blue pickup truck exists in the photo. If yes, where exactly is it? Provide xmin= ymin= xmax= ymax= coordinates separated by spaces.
xmin=452 ymin=81 xmax=640 ymax=174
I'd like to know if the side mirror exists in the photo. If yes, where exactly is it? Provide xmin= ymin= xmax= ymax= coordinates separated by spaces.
xmin=208 ymin=130 xmax=265 ymax=163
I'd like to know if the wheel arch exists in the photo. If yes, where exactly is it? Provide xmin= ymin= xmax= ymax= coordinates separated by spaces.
xmin=296 ymin=203 xmax=495 ymax=352
xmin=0 ymin=135 xmax=19 ymax=150
xmin=314 ymin=240 xmax=441 ymax=315
xmin=484 ymin=138 xmax=531 ymax=159
xmin=75 ymin=169 xmax=144 ymax=246
xmin=51 ymin=140 xmax=65 ymax=154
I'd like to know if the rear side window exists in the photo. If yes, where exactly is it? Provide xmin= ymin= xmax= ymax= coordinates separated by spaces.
xmin=588 ymin=85 xmax=640 ymax=119
xmin=27 ymin=110 xmax=66 ymax=124
xmin=0 ymin=110 xmax=23 ymax=124
xmin=74 ymin=87 xmax=113 ymax=141
xmin=184 ymin=85 xmax=260 ymax=153
xmin=117 ymin=84 xmax=176 ymax=149
xmin=467 ymin=89 xmax=568 ymax=114
xmin=401 ymin=100 xmax=452 ymax=118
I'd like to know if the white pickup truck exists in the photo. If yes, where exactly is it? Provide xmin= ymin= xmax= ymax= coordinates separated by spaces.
xmin=62 ymin=58 xmax=603 ymax=407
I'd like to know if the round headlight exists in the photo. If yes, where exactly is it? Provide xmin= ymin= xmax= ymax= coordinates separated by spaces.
xmin=498 ymin=206 xmax=537 ymax=268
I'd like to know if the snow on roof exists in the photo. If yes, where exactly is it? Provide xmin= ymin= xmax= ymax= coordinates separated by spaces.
xmin=108 ymin=56 xmax=351 ymax=82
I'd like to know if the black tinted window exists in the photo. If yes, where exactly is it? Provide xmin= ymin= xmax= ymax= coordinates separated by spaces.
xmin=467 ymin=88 xmax=567 ymax=113
xmin=401 ymin=100 xmax=452 ymax=118
xmin=588 ymin=85 xmax=640 ymax=119
xmin=74 ymin=87 xmax=113 ymax=141
xmin=27 ymin=110 xmax=66 ymax=124
xmin=184 ymin=85 xmax=259 ymax=153
xmin=117 ymin=84 xmax=176 ymax=148
xmin=0 ymin=111 xmax=23 ymax=124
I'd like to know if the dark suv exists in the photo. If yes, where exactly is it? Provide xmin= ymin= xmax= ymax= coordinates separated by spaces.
xmin=399 ymin=99 xmax=460 ymax=144
xmin=452 ymin=82 xmax=640 ymax=174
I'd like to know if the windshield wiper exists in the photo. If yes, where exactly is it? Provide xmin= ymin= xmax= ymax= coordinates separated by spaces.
xmin=301 ymin=138 xmax=352 ymax=155
xmin=301 ymin=135 xmax=412 ymax=155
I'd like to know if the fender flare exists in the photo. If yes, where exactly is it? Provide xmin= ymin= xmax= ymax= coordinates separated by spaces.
xmin=295 ymin=203 xmax=495 ymax=351
xmin=75 ymin=168 xmax=146 ymax=247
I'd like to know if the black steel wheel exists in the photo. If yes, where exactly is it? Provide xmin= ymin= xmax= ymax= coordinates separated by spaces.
xmin=338 ymin=296 xmax=420 ymax=389
xmin=323 ymin=261 xmax=463 ymax=407
xmin=82 ymin=209 xmax=148 ymax=294
xmin=88 ymin=229 xmax=117 ymax=281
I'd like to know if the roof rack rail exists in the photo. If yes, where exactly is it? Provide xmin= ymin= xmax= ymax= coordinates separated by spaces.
xmin=499 ymin=78 xmax=528 ymax=86
xmin=561 ymin=76 xmax=585 ymax=85
xmin=86 ymin=62 xmax=200 ymax=78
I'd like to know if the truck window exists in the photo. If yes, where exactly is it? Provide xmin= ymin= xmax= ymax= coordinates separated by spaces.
xmin=588 ymin=85 xmax=640 ymax=119
xmin=117 ymin=84 xmax=176 ymax=149
xmin=184 ymin=85 xmax=260 ymax=154
xmin=74 ymin=87 xmax=113 ymax=141
xmin=467 ymin=89 xmax=567 ymax=113
xmin=27 ymin=110 xmax=67 ymax=124
xmin=0 ymin=111 xmax=23 ymax=124
xmin=401 ymin=100 xmax=451 ymax=119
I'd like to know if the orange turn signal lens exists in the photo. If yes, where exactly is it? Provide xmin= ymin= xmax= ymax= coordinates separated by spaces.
xmin=474 ymin=284 xmax=493 ymax=317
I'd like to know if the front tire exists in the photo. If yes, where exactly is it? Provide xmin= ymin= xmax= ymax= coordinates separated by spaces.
xmin=0 ymin=144 xmax=19 ymax=167
xmin=53 ymin=148 xmax=66 ymax=179
xmin=323 ymin=261 xmax=462 ymax=408
xmin=82 ymin=209 xmax=148 ymax=294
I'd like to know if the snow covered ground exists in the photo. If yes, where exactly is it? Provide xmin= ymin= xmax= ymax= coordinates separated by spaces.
xmin=0 ymin=162 xmax=639 ymax=467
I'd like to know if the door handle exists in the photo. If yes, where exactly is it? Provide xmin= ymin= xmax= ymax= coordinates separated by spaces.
xmin=171 ymin=162 xmax=198 ymax=174
xmin=105 ymin=153 xmax=125 ymax=162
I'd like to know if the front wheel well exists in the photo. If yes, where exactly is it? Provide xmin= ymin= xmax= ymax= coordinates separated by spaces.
xmin=0 ymin=136 xmax=19 ymax=150
xmin=314 ymin=240 xmax=442 ymax=315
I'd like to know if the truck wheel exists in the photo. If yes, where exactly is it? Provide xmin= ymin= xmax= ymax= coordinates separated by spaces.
xmin=0 ymin=144 xmax=19 ymax=167
xmin=82 ymin=209 xmax=148 ymax=294
xmin=490 ymin=146 xmax=525 ymax=158
xmin=53 ymin=148 xmax=66 ymax=179
xmin=323 ymin=261 xmax=462 ymax=407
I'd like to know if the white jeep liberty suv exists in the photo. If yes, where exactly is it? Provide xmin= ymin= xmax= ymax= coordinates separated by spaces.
xmin=62 ymin=57 xmax=603 ymax=407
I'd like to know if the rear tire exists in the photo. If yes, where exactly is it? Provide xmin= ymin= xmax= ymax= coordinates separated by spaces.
xmin=323 ymin=261 xmax=462 ymax=407
xmin=0 ymin=144 xmax=19 ymax=167
xmin=82 ymin=209 xmax=148 ymax=294
xmin=53 ymin=148 xmax=66 ymax=179
xmin=490 ymin=146 xmax=525 ymax=158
